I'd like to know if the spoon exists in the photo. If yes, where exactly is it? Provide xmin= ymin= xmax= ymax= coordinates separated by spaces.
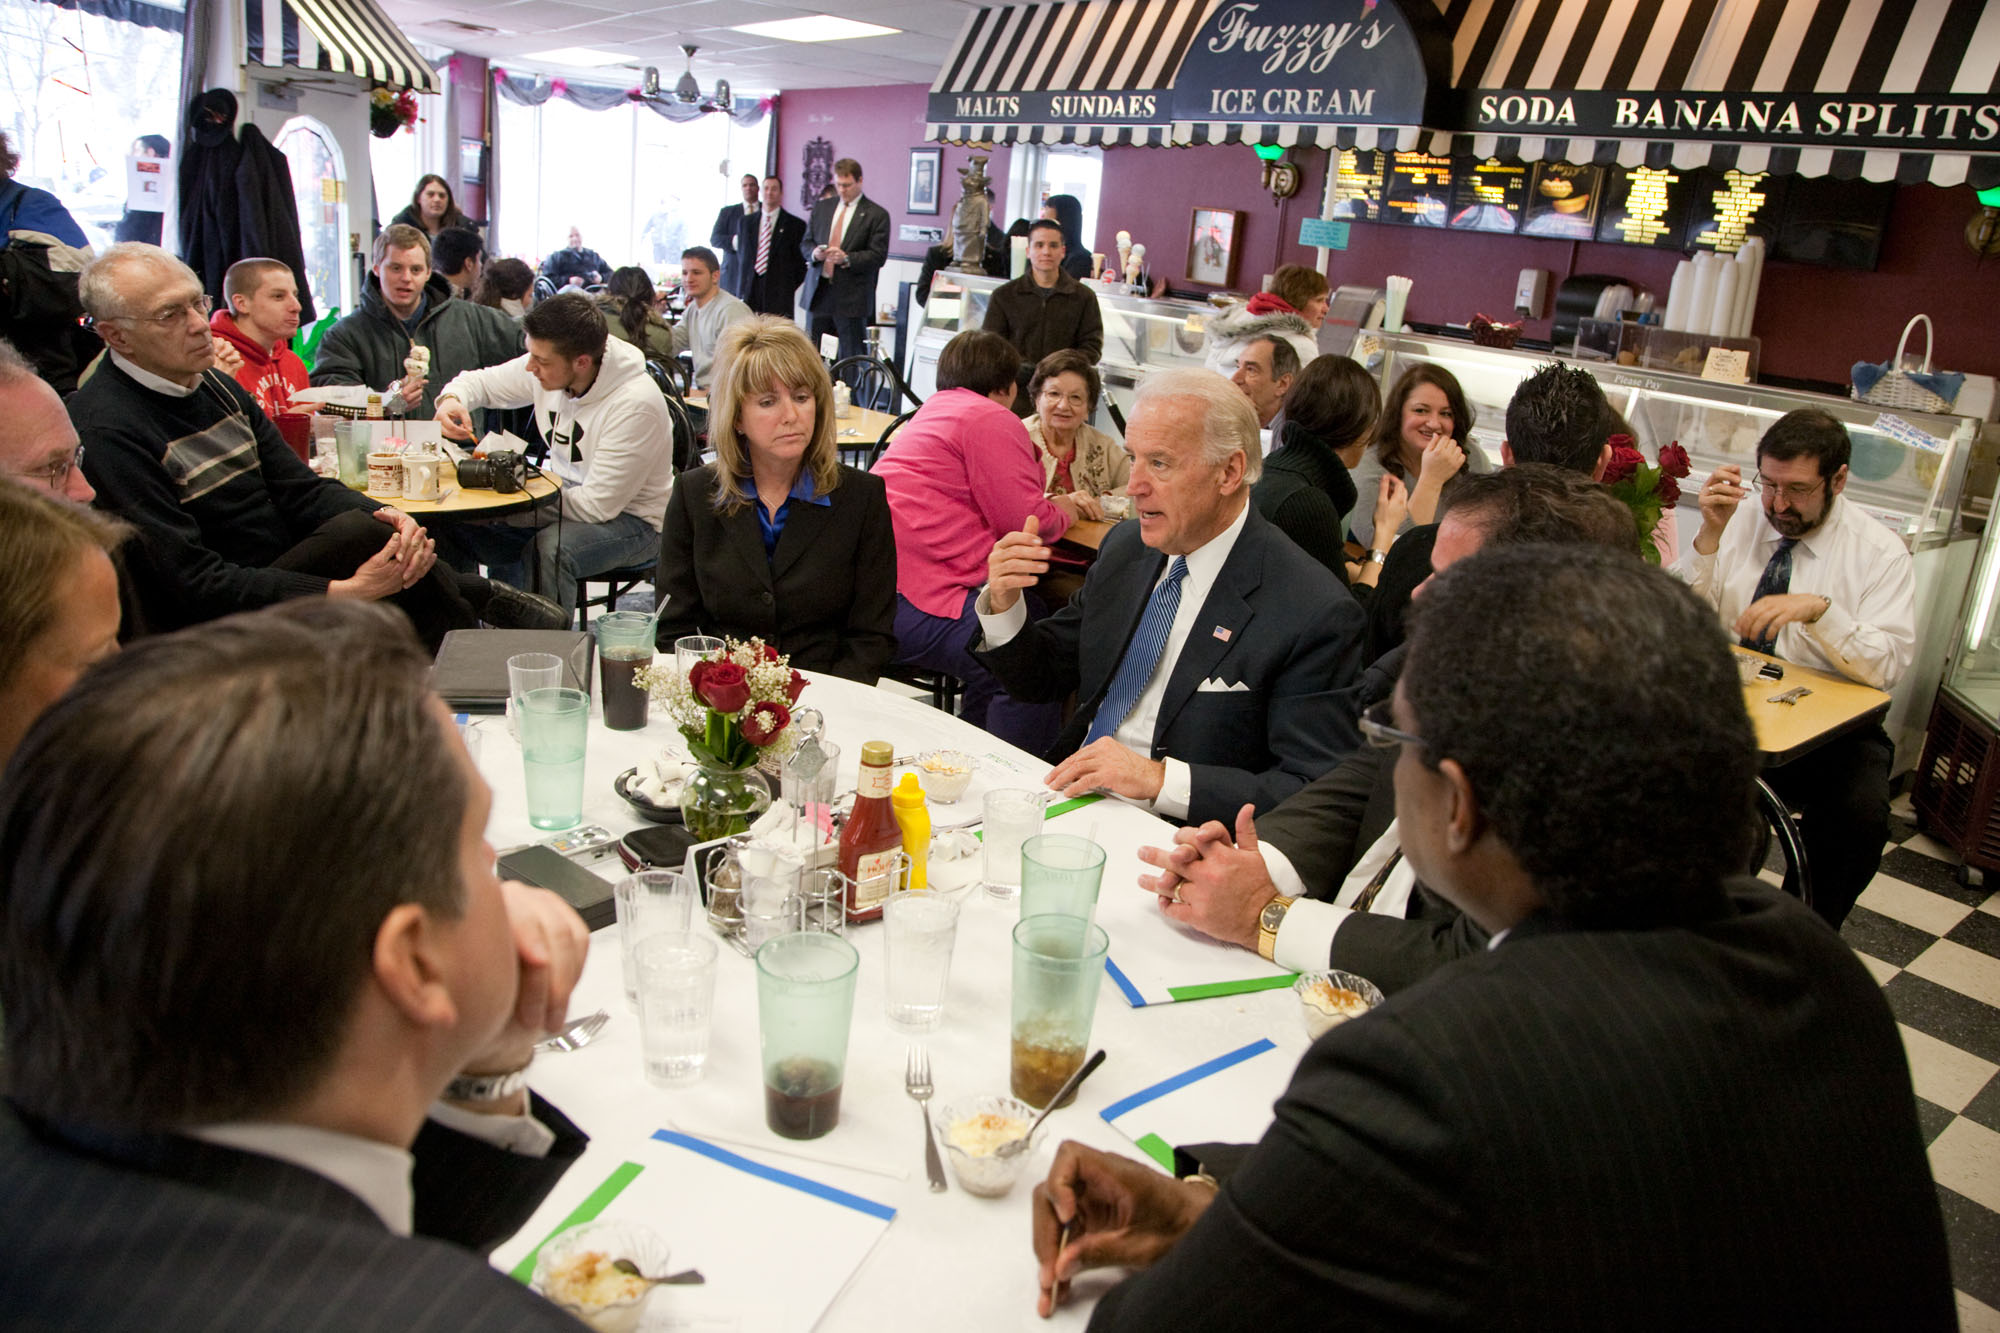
xmin=610 ymin=1258 xmax=706 ymax=1286
xmin=998 ymin=1049 xmax=1106 ymax=1158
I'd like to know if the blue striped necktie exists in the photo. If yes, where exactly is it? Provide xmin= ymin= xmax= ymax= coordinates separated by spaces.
xmin=1740 ymin=536 xmax=1797 ymax=654
xmin=1085 ymin=556 xmax=1189 ymax=745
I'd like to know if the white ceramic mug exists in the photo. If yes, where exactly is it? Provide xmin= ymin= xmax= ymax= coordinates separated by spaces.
xmin=401 ymin=450 xmax=441 ymax=501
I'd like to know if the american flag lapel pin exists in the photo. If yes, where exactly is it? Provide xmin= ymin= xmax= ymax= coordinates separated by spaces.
xmin=1212 ymin=625 xmax=1232 ymax=642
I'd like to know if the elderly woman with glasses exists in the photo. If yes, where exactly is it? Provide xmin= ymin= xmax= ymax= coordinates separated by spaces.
xmin=653 ymin=316 xmax=898 ymax=684
xmin=1026 ymin=350 xmax=1128 ymax=521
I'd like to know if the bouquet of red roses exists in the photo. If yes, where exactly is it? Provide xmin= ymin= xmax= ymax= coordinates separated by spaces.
xmin=1601 ymin=435 xmax=1692 ymax=566
xmin=640 ymin=637 xmax=807 ymax=769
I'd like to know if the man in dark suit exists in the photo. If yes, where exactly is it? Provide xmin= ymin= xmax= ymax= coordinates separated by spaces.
xmin=975 ymin=368 xmax=1363 ymax=827
xmin=1032 ymin=546 xmax=1954 ymax=1330
xmin=800 ymin=156 xmax=889 ymax=365
xmin=0 ymin=601 xmax=594 ymax=1329
xmin=711 ymin=172 xmax=758 ymax=298
xmin=740 ymin=174 xmax=807 ymax=319
xmin=1140 ymin=466 xmax=1638 ymax=992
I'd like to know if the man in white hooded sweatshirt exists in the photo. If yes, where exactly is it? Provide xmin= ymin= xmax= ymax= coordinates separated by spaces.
xmin=434 ymin=293 xmax=675 ymax=616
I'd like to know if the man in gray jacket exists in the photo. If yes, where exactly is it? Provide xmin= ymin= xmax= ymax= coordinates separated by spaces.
xmin=311 ymin=225 xmax=521 ymax=428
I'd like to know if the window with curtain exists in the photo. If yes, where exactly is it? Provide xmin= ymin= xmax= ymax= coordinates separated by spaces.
xmin=0 ymin=0 xmax=185 ymax=249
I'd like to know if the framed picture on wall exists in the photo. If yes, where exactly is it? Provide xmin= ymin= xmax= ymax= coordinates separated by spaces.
xmin=1187 ymin=207 xmax=1242 ymax=286
xmin=459 ymin=138 xmax=485 ymax=186
xmin=909 ymin=147 xmax=942 ymax=215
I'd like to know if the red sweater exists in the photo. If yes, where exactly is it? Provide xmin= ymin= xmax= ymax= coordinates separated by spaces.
xmin=210 ymin=311 xmax=309 ymax=422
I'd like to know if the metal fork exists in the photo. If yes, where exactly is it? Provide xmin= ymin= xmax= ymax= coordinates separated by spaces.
xmin=905 ymin=1045 xmax=948 ymax=1193
xmin=537 ymin=1009 xmax=609 ymax=1053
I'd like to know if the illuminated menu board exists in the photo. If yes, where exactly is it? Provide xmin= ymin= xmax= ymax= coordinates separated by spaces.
xmin=1521 ymin=162 xmax=1605 ymax=239
xmin=1596 ymin=166 xmax=1692 ymax=250
xmin=1381 ymin=151 xmax=1453 ymax=227
xmin=1328 ymin=149 xmax=1384 ymax=222
xmin=1688 ymin=169 xmax=1787 ymax=254
xmin=1448 ymin=157 xmax=1527 ymax=233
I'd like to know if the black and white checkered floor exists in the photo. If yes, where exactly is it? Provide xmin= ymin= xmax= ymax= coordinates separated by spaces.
xmin=1837 ymin=794 xmax=2000 ymax=1329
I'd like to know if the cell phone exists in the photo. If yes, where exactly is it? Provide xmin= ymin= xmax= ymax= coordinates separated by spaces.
xmin=497 ymin=844 xmax=616 ymax=931
xmin=541 ymin=824 xmax=618 ymax=860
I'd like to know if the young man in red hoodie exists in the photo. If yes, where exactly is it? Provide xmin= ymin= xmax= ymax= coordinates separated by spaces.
xmin=210 ymin=258 xmax=307 ymax=421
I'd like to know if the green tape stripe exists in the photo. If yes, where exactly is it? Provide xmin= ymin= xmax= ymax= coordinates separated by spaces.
xmin=508 ymin=1161 xmax=645 ymax=1283
xmin=1133 ymin=1132 xmax=1176 ymax=1172
xmin=1165 ymin=972 xmax=1299 ymax=1003
xmin=972 ymin=792 xmax=1103 ymax=840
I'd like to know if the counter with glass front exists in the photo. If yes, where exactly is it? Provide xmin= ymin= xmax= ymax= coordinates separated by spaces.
xmin=1353 ymin=330 xmax=1981 ymax=769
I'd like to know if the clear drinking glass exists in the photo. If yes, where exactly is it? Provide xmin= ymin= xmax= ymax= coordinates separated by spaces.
xmin=1019 ymin=834 xmax=1108 ymax=924
xmin=636 ymin=931 xmax=719 ymax=1086
xmin=675 ymin=634 xmax=725 ymax=680
xmin=755 ymin=933 xmax=860 ymax=1140
xmin=506 ymin=651 xmax=567 ymax=742
xmin=1010 ymin=916 xmax=1109 ymax=1109
xmin=883 ymin=890 xmax=961 ymax=1032
xmin=616 ymin=870 xmax=695 ymax=1010
xmin=981 ymin=789 xmax=1047 ymax=900
xmin=739 ymin=838 xmax=805 ymax=950
xmin=518 ymin=687 xmax=588 ymax=830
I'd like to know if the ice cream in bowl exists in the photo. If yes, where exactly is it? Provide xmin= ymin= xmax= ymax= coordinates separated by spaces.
xmin=531 ymin=1219 xmax=674 ymax=1332
xmin=1292 ymin=970 xmax=1386 ymax=1040
xmin=933 ymin=1094 xmax=1037 ymax=1196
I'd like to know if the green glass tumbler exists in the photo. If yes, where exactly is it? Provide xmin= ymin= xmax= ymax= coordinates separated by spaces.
xmin=1010 ymin=915 xmax=1109 ymax=1109
xmin=1019 ymin=834 xmax=1108 ymax=924
xmin=754 ymin=932 xmax=860 ymax=1140
xmin=518 ymin=686 xmax=588 ymax=830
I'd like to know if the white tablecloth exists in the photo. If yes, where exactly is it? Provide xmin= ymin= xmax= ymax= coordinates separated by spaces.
xmin=477 ymin=672 xmax=1313 ymax=1330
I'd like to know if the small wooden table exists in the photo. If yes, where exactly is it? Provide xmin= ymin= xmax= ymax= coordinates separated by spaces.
xmin=1060 ymin=518 xmax=1117 ymax=552
xmin=833 ymin=406 xmax=901 ymax=452
xmin=375 ymin=458 xmax=561 ymax=519
xmin=1735 ymin=648 xmax=1891 ymax=766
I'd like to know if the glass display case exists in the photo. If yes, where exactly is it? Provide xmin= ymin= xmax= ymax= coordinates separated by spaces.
xmin=909 ymin=272 xmax=1220 ymax=419
xmin=1355 ymin=330 xmax=1984 ymax=770
xmin=1913 ymin=472 xmax=2000 ymax=872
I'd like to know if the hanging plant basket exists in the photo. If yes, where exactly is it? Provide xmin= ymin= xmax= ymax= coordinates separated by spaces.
xmin=370 ymin=86 xmax=419 ymax=138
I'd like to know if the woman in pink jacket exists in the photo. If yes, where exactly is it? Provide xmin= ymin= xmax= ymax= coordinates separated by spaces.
xmin=871 ymin=329 xmax=1086 ymax=751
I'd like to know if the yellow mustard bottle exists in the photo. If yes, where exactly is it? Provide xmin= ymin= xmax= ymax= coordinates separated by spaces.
xmin=890 ymin=772 xmax=930 ymax=892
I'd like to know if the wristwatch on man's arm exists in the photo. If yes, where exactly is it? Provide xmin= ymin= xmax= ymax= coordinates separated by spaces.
xmin=1256 ymin=895 xmax=1296 ymax=961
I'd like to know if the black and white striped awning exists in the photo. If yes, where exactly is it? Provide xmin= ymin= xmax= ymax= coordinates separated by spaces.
xmin=243 ymin=0 xmax=439 ymax=94
xmin=1437 ymin=0 xmax=2000 ymax=188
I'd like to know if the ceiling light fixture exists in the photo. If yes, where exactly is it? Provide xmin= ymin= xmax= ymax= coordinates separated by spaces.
xmin=730 ymin=15 xmax=899 ymax=42
xmin=675 ymin=44 xmax=702 ymax=102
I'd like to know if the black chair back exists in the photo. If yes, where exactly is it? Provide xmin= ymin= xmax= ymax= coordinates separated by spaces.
xmin=532 ymin=275 xmax=558 ymax=303
xmin=1750 ymin=778 xmax=1814 ymax=911
xmin=829 ymin=354 xmax=923 ymax=415
xmin=865 ymin=408 xmax=918 ymax=471
xmin=1106 ymin=398 xmax=1128 ymax=437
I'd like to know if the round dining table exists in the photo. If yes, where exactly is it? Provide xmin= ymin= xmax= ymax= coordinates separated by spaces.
xmin=375 ymin=456 xmax=562 ymax=519
xmin=475 ymin=669 xmax=1311 ymax=1331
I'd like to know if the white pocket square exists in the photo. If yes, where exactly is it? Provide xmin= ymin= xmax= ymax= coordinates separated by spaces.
xmin=1196 ymin=677 xmax=1252 ymax=693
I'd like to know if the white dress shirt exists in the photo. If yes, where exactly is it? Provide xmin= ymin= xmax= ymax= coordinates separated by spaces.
xmin=191 ymin=1100 xmax=555 ymax=1235
xmin=1675 ymin=492 xmax=1917 ymax=690
xmin=980 ymin=502 xmax=1250 ymax=820
xmin=1267 ymin=819 xmax=1418 ymax=973
xmin=111 ymin=349 xmax=198 ymax=398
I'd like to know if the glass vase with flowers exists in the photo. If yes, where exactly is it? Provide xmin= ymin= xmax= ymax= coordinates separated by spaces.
xmin=638 ymin=638 xmax=807 ymax=841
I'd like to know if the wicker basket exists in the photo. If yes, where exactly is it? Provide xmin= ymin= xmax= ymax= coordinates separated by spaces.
xmin=1854 ymin=314 xmax=1956 ymax=415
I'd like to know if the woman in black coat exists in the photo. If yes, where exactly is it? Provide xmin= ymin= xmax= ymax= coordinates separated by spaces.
xmin=389 ymin=174 xmax=473 ymax=238
xmin=654 ymin=317 xmax=897 ymax=683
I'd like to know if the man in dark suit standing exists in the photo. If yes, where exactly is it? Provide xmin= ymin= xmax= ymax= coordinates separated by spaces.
xmin=800 ymin=157 xmax=889 ymax=365
xmin=710 ymin=172 xmax=758 ymax=298
xmin=741 ymin=174 xmax=807 ymax=319
xmin=0 ymin=601 xmax=594 ymax=1329
xmin=1031 ymin=546 xmax=1953 ymax=1330
xmin=1139 ymin=466 xmax=1639 ymax=992
xmin=975 ymin=368 xmax=1364 ymax=827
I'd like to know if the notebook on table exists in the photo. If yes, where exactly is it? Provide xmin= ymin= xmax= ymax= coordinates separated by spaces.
xmin=431 ymin=629 xmax=594 ymax=712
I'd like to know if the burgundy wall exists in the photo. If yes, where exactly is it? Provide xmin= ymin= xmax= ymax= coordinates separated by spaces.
xmin=776 ymin=84 xmax=1012 ymax=261
xmin=449 ymin=54 xmax=489 ymax=222
xmin=775 ymin=83 xmax=2000 ymax=386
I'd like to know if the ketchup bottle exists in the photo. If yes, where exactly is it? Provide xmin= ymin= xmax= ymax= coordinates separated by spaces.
xmin=838 ymin=740 xmax=902 ymax=922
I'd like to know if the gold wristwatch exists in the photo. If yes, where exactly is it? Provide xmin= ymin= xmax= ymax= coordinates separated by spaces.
xmin=1256 ymin=895 xmax=1296 ymax=961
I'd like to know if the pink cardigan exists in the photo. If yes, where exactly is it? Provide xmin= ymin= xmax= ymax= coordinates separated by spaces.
xmin=871 ymin=388 xmax=1072 ymax=619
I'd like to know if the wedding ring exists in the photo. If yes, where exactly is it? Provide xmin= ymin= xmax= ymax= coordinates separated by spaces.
xmin=1170 ymin=887 xmax=1184 ymax=905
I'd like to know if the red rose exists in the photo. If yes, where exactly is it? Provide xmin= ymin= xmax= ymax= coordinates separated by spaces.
xmin=1606 ymin=433 xmax=1636 ymax=452
xmin=741 ymin=700 xmax=791 ymax=746
xmin=1658 ymin=474 xmax=1682 ymax=506
xmin=693 ymin=660 xmax=750 ymax=713
xmin=1657 ymin=442 xmax=1691 ymax=479
xmin=786 ymin=669 xmax=807 ymax=704
xmin=1602 ymin=446 xmax=1643 ymax=486
xmin=687 ymin=659 xmax=713 ymax=695
xmin=758 ymin=642 xmax=781 ymax=662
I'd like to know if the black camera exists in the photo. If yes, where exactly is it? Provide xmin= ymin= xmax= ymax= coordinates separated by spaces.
xmin=457 ymin=450 xmax=525 ymax=493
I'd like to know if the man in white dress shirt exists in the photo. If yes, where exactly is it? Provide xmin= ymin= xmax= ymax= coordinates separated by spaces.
xmin=1676 ymin=407 xmax=1916 ymax=927
xmin=973 ymin=368 xmax=1363 ymax=827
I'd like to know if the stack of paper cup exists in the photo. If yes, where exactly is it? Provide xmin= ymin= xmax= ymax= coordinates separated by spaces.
xmin=1383 ymin=275 xmax=1413 ymax=333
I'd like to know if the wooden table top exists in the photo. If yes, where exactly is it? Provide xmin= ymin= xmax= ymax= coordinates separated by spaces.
xmin=1060 ymin=518 xmax=1120 ymax=551
xmin=685 ymin=393 xmax=900 ymax=450
xmin=376 ymin=457 xmax=561 ymax=518
xmin=1735 ymin=648 xmax=1891 ymax=765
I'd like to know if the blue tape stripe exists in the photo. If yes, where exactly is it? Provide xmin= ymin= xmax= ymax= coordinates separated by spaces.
xmin=649 ymin=1129 xmax=898 ymax=1222
xmin=1098 ymin=1038 xmax=1277 ymax=1123
xmin=1104 ymin=955 xmax=1147 ymax=1008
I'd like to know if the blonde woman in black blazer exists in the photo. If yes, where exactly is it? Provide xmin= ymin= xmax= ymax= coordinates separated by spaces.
xmin=654 ymin=317 xmax=897 ymax=683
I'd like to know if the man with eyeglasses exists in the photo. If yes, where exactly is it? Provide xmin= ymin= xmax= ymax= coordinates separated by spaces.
xmin=1677 ymin=407 xmax=1916 ymax=928
xmin=1138 ymin=467 xmax=1637 ymax=990
xmin=68 ymin=243 xmax=563 ymax=648
xmin=1029 ymin=545 xmax=1952 ymax=1329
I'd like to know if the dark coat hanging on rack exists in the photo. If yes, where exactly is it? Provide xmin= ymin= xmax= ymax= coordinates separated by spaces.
xmin=177 ymin=88 xmax=318 ymax=325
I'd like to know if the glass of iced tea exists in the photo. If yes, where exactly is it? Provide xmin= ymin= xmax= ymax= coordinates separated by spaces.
xmin=754 ymin=932 xmax=860 ymax=1140
xmin=1009 ymin=916 xmax=1110 ymax=1109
